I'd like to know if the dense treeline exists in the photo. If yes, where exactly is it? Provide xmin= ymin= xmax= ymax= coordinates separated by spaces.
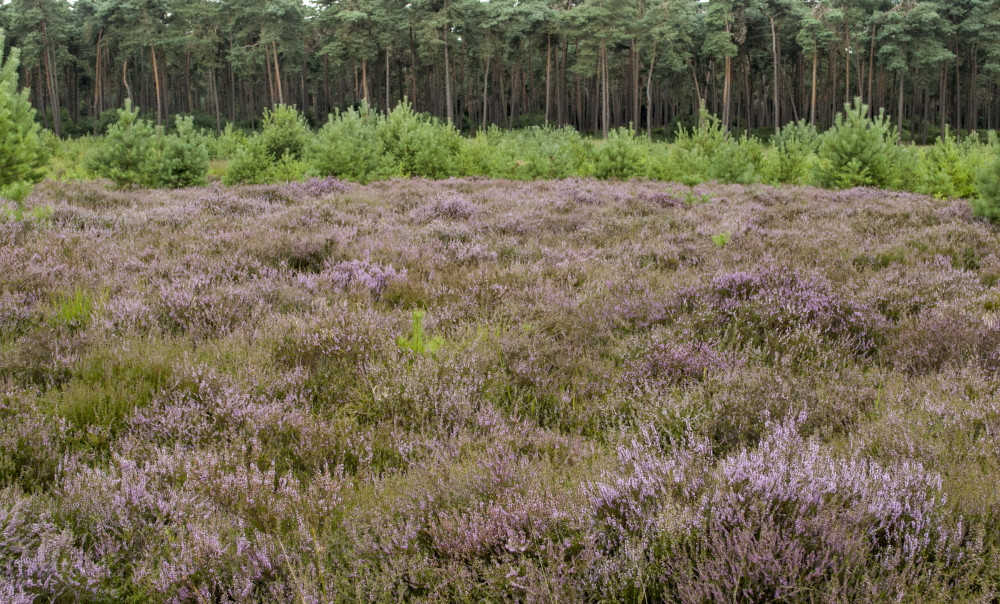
xmin=2 ymin=0 xmax=1000 ymax=139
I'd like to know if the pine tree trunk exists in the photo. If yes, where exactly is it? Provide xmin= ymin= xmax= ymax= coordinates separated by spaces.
xmin=273 ymin=41 xmax=284 ymax=105
xmin=545 ymin=35 xmax=551 ymax=127
xmin=150 ymin=44 xmax=162 ymax=128
xmin=769 ymin=15 xmax=779 ymax=131
xmin=443 ymin=20 xmax=453 ymax=124
xmin=810 ymin=47 xmax=818 ymax=128
xmin=647 ymin=41 xmax=657 ymax=139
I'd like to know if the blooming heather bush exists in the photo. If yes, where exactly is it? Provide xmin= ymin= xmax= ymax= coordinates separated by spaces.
xmin=0 ymin=177 xmax=998 ymax=599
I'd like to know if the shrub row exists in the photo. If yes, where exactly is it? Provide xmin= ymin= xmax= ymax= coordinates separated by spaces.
xmin=59 ymin=99 xmax=1000 ymax=220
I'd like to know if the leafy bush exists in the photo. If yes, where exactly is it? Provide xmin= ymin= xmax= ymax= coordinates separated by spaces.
xmin=259 ymin=104 xmax=310 ymax=162
xmin=761 ymin=120 xmax=820 ymax=185
xmin=307 ymin=103 xmax=387 ymax=183
xmin=973 ymin=146 xmax=1000 ymax=222
xmin=595 ymin=128 xmax=646 ymax=180
xmin=223 ymin=136 xmax=307 ymax=185
xmin=86 ymin=100 xmax=157 ymax=188
xmin=0 ymin=32 xmax=49 ymax=187
xmin=204 ymin=123 xmax=248 ymax=160
xmin=377 ymin=101 xmax=461 ymax=179
xmin=812 ymin=98 xmax=899 ymax=189
xmin=915 ymin=127 xmax=984 ymax=199
xmin=154 ymin=115 xmax=210 ymax=188
xmin=708 ymin=135 xmax=762 ymax=184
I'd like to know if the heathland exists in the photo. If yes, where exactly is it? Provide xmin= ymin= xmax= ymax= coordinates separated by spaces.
xmin=2 ymin=175 xmax=1000 ymax=601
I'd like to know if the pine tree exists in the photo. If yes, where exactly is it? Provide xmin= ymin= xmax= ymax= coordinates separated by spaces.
xmin=0 ymin=30 xmax=48 ymax=189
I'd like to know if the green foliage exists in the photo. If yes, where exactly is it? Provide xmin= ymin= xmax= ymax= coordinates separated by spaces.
xmin=0 ymin=181 xmax=34 ymax=203
xmin=377 ymin=101 xmax=461 ymax=179
xmin=307 ymin=103 xmax=388 ymax=183
xmin=712 ymin=231 xmax=732 ymax=248
xmin=973 ymin=146 xmax=1000 ymax=222
xmin=154 ymin=115 xmax=210 ymax=188
xmin=0 ymin=32 xmax=48 ymax=186
xmin=86 ymin=100 xmax=157 ymax=188
xmin=224 ymin=136 xmax=308 ymax=186
xmin=915 ymin=127 xmax=984 ymax=199
xmin=595 ymin=128 xmax=646 ymax=180
xmin=260 ymin=104 xmax=310 ymax=162
xmin=205 ymin=123 xmax=248 ymax=160
xmin=223 ymin=136 xmax=271 ymax=185
xmin=51 ymin=286 xmax=106 ymax=329
xmin=813 ymin=99 xmax=899 ymax=189
xmin=462 ymin=126 xmax=591 ymax=180
xmin=708 ymin=135 xmax=762 ymax=184
xmin=762 ymin=120 xmax=820 ymax=185
xmin=397 ymin=309 xmax=444 ymax=356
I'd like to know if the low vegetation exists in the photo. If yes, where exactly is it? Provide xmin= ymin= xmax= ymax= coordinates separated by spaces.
xmin=6 ymin=98 xmax=999 ymax=228
xmin=2 ymin=177 xmax=1000 ymax=600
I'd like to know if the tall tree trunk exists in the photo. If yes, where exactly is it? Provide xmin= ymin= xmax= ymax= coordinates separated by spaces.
xmin=810 ymin=47 xmax=818 ymax=127
xmin=647 ymin=41 xmax=657 ymax=139
xmin=867 ymin=25 xmax=875 ymax=115
xmin=545 ymin=35 xmax=551 ymax=127
xmin=632 ymin=38 xmax=640 ymax=135
xmin=211 ymin=68 xmax=221 ymax=134
xmin=94 ymin=29 xmax=103 ymax=135
xmin=897 ymin=71 xmax=904 ymax=142
xmin=482 ymin=54 xmax=490 ymax=130
xmin=123 ymin=60 xmax=132 ymax=102
xmin=273 ymin=41 xmax=284 ymax=105
xmin=769 ymin=15 xmax=779 ymax=130
xmin=361 ymin=57 xmax=369 ymax=105
xmin=443 ymin=19 xmax=453 ymax=124
xmin=601 ymin=44 xmax=610 ymax=138
xmin=386 ymin=47 xmax=391 ymax=111
xmin=150 ymin=44 xmax=163 ymax=127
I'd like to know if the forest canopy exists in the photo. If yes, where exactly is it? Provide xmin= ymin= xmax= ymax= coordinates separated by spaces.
xmin=0 ymin=0 xmax=997 ymax=142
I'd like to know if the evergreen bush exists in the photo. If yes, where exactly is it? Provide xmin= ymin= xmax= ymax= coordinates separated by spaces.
xmin=973 ymin=146 xmax=1000 ymax=222
xmin=155 ymin=115 xmax=210 ymax=188
xmin=86 ymin=100 xmax=157 ymax=188
xmin=595 ymin=128 xmax=646 ymax=180
xmin=259 ymin=104 xmax=310 ymax=162
xmin=0 ymin=32 xmax=48 ymax=188
xmin=812 ymin=98 xmax=899 ymax=189
xmin=307 ymin=103 xmax=387 ymax=183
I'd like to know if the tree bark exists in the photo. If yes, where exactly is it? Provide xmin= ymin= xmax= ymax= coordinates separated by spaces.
xmin=810 ymin=46 xmax=818 ymax=127
xmin=769 ymin=15 xmax=779 ymax=130
xmin=150 ymin=44 xmax=163 ymax=128
xmin=273 ymin=41 xmax=284 ymax=105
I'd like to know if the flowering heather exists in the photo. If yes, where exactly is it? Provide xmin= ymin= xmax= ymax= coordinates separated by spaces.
xmin=1 ymin=178 xmax=999 ymax=600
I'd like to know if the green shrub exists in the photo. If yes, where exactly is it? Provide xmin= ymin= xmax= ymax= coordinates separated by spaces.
xmin=0 ymin=32 xmax=49 ymax=187
xmin=206 ymin=123 xmax=249 ymax=160
xmin=712 ymin=231 xmax=732 ymax=248
xmin=223 ymin=136 xmax=308 ymax=185
xmin=223 ymin=136 xmax=271 ymax=185
xmin=761 ymin=120 xmax=820 ymax=185
xmin=86 ymin=100 xmax=157 ymax=188
xmin=377 ymin=101 xmax=461 ymax=179
xmin=398 ymin=309 xmax=444 ymax=355
xmin=0 ymin=181 xmax=34 ymax=204
xmin=260 ymin=104 xmax=310 ymax=162
xmin=812 ymin=98 xmax=899 ymax=189
xmin=307 ymin=103 xmax=387 ymax=183
xmin=973 ymin=147 xmax=1000 ymax=222
xmin=595 ymin=128 xmax=646 ymax=180
xmin=154 ymin=115 xmax=210 ymax=188
xmin=708 ymin=135 xmax=762 ymax=184
xmin=915 ymin=127 xmax=984 ymax=199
